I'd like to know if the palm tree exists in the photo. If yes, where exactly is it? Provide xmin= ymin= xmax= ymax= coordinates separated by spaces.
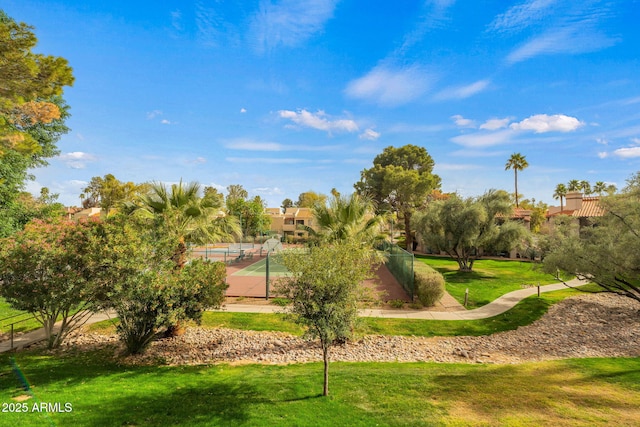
xmin=593 ymin=181 xmax=606 ymax=195
xmin=134 ymin=180 xmax=240 ymax=268
xmin=567 ymin=179 xmax=581 ymax=192
xmin=505 ymin=153 xmax=529 ymax=208
xmin=579 ymin=180 xmax=592 ymax=195
xmin=303 ymin=193 xmax=387 ymax=246
xmin=553 ymin=183 xmax=568 ymax=213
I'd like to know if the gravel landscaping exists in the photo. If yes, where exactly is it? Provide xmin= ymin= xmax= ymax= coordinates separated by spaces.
xmin=58 ymin=293 xmax=640 ymax=365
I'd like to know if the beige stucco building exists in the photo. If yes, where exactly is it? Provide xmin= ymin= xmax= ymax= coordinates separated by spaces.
xmin=266 ymin=207 xmax=317 ymax=241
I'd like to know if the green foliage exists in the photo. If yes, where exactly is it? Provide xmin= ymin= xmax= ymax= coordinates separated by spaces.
xmin=269 ymin=297 xmax=291 ymax=307
xmin=414 ymin=190 xmax=530 ymax=271
xmin=306 ymin=192 xmax=386 ymax=246
xmin=80 ymin=174 xmax=143 ymax=212
xmin=0 ymin=219 xmax=98 ymax=348
xmin=387 ymin=299 xmax=405 ymax=309
xmin=132 ymin=180 xmax=240 ymax=268
xmin=0 ymin=11 xmax=74 ymax=157
xmin=295 ymin=190 xmax=327 ymax=208
xmin=92 ymin=215 xmax=228 ymax=354
xmin=276 ymin=241 xmax=379 ymax=395
xmin=543 ymin=172 xmax=640 ymax=305
xmin=413 ymin=262 xmax=445 ymax=307
xmin=355 ymin=144 xmax=441 ymax=251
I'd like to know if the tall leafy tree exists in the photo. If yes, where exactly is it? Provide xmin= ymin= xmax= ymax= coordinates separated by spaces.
xmin=281 ymin=198 xmax=294 ymax=210
xmin=593 ymin=181 xmax=607 ymax=195
xmin=295 ymin=191 xmax=328 ymax=209
xmin=276 ymin=241 xmax=378 ymax=396
xmin=225 ymin=185 xmax=272 ymax=238
xmin=80 ymin=174 xmax=143 ymax=212
xmin=504 ymin=153 xmax=528 ymax=208
xmin=543 ymin=172 xmax=640 ymax=305
xmin=0 ymin=11 xmax=74 ymax=156
xmin=0 ymin=12 xmax=73 ymax=236
xmin=553 ymin=183 xmax=568 ymax=213
xmin=355 ymin=144 xmax=440 ymax=251
xmin=413 ymin=190 xmax=529 ymax=271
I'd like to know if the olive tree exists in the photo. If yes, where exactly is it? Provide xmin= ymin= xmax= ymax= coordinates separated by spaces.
xmin=275 ymin=241 xmax=379 ymax=396
xmin=413 ymin=190 xmax=530 ymax=271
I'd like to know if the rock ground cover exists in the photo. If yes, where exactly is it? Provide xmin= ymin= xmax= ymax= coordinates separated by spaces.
xmin=53 ymin=293 xmax=639 ymax=365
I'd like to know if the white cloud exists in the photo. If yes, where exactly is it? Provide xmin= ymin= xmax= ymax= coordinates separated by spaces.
xmin=631 ymin=137 xmax=640 ymax=145
xmin=596 ymin=137 xmax=609 ymax=145
xmin=160 ymin=119 xmax=174 ymax=125
xmin=451 ymin=114 xmax=476 ymax=128
xmin=278 ymin=109 xmax=358 ymax=134
xmin=344 ymin=64 xmax=435 ymax=106
xmin=435 ymin=79 xmax=490 ymax=100
xmin=224 ymin=139 xmax=283 ymax=151
xmin=250 ymin=0 xmax=338 ymax=53
xmin=480 ymin=117 xmax=511 ymax=130
xmin=57 ymin=152 xmax=97 ymax=169
xmin=434 ymin=163 xmax=483 ymax=171
xmin=240 ymin=108 xmax=247 ymax=113
xmin=252 ymin=187 xmax=284 ymax=196
xmin=489 ymin=0 xmax=558 ymax=33
xmin=598 ymin=151 xmax=608 ymax=159
xmin=612 ymin=147 xmax=640 ymax=159
xmin=146 ymin=110 xmax=162 ymax=119
xmin=450 ymin=129 xmax=515 ymax=148
xmin=359 ymin=129 xmax=381 ymax=141
xmin=510 ymin=114 xmax=583 ymax=133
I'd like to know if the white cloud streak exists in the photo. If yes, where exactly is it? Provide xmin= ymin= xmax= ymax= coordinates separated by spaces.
xmin=435 ymin=80 xmax=490 ymax=100
xmin=451 ymin=114 xmax=476 ymax=128
xmin=359 ymin=129 xmax=381 ymax=140
xmin=480 ymin=118 xmax=511 ymax=130
xmin=344 ymin=65 xmax=435 ymax=107
xmin=250 ymin=0 xmax=338 ymax=53
xmin=278 ymin=109 xmax=359 ymax=134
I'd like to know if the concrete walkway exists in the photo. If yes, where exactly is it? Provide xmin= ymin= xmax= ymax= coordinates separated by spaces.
xmin=0 ymin=278 xmax=584 ymax=354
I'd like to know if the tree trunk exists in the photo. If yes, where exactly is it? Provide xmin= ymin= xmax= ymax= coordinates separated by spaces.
xmin=514 ymin=169 xmax=519 ymax=208
xmin=403 ymin=211 xmax=412 ymax=252
xmin=322 ymin=340 xmax=330 ymax=396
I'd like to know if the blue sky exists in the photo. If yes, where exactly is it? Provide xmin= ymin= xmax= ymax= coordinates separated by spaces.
xmin=5 ymin=0 xmax=640 ymax=208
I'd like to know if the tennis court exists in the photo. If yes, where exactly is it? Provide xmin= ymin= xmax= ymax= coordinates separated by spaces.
xmin=231 ymin=256 xmax=290 ymax=277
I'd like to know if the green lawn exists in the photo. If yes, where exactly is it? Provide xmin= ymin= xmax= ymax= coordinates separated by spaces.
xmin=416 ymin=255 xmax=571 ymax=309
xmin=2 ymin=351 xmax=638 ymax=426
xmin=0 ymin=298 xmax=42 ymax=335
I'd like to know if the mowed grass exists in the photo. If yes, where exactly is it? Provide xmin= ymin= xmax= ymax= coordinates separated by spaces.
xmin=0 ymin=298 xmax=42 ymax=334
xmin=416 ymin=255 xmax=571 ymax=309
xmin=1 ymin=351 xmax=639 ymax=426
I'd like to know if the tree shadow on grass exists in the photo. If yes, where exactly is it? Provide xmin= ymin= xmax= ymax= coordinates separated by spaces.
xmin=76 ymin=381 xmax=261 ymax=426
xmin=429 ymin=360 xmax=640 ymax=424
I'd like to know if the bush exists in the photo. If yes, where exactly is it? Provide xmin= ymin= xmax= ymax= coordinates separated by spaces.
xmin=414 ymin=262 xmax=445 ymax=307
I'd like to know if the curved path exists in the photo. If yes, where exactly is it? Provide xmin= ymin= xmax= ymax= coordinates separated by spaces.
xmin=0 ymin=278 xmax=585 ymax=353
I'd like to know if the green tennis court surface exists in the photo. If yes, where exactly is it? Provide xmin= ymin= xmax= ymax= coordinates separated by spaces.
xmin=232 ymin=257 xmax=290 ymax=277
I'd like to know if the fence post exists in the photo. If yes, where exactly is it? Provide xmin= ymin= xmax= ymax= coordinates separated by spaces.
xmin=10 ymin=323 xmax=14 ymax=351
xmin=537 ymin=282 xmax=540 ymax=298
xmin=464 ymin=288 xmax=469 ymax=307
xmin=265 ymin=252 xmax=270 ymax=300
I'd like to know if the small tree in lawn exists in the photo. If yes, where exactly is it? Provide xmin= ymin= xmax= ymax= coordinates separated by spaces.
xmin=276 ymin=241 xmax=378 ymax=396
xmin=0 ymin=219 xmax=99 ymax=349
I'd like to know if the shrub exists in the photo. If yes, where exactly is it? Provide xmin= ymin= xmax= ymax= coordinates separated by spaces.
xmin=414 ymin=262 xmax=445 ymax=307
xmin=387 ymin=299 xmax=405 ymax=309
